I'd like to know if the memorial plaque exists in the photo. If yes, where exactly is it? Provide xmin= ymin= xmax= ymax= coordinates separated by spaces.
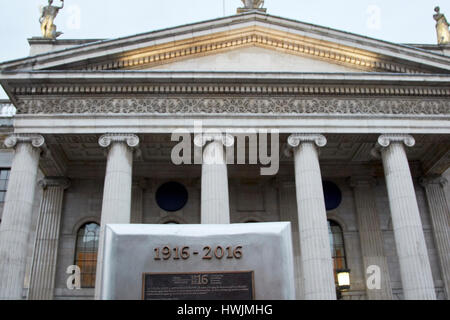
xmin=142 ymin=271 xmax=254 ymax=300
xmin=100 ymin=222 xmax=295 ymax=300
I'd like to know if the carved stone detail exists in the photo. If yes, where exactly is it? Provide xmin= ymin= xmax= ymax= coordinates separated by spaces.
xmin=287 ymin=134 xmax=327 ymax=148
xmin=4 ymin=134 xmax=45 ymax=149
xmin=98 ymin=134 xmax=140 ymax=148
xmin=377 ymin=134 xmax=416 ymax=148
xmin=194 ymin=133 xmax=235 ymax=148
xmin=14 ymin=97 xmax=450 ymax=115
xmin=38 ymin=177 xmax=71 ymax=190
xmin=420 ymin=175 xmax=448 ymax=188
xmin=371 ymin=134 xmax=416 ymax=159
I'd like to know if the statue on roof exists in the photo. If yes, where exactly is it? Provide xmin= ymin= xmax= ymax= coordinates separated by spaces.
xmin=433 ymin=6 xmax=450 ymax=45
xmin=242 ymin=0 xmax=264 ymax=9
xmin=237 ymin=0 xmax=266 ymax=14
xmin=39 ymin=0 xmax=64 ymax=39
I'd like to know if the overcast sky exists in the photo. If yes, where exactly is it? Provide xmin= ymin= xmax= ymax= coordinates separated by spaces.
xmin=1 ymin=0 xmax=449 ymax=99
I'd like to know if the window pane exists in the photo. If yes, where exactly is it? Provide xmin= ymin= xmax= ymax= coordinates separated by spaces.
xmin=74 ymin=222 xmax=100 ymax=288
xmin=328 ymin=220 xmax=347 ymax=283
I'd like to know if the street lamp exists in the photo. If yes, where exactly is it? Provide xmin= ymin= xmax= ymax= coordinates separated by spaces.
xmin=336 ymin=269 xmax=351 ymax=299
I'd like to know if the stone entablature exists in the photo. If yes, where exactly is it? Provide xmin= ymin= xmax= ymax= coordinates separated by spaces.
xmin=10 ymin=82 xmax=450 ymax=97
xmin=14 ymin=96 xmax=450 ymax=116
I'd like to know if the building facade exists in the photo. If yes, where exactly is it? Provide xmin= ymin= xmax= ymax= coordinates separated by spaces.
xmin=0 ymin=9 xmax=449 ymax=300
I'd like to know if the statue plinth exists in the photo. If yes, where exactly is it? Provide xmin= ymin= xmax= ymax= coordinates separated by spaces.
xmin=237 ymin=8 xmax=267 ymax=14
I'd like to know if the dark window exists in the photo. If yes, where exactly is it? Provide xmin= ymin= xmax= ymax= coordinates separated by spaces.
xmin=155 ymin=182 xmax=188 ymax=212
xmin=328 ymin=220 xmax=347 ymax=278
xmin=0 ymin=169 xmax=11 ymax=203
xmin=74 ymin=222 xmax=100 ymax=288
xmin=322 ymin=181 xmax=342 ymax=211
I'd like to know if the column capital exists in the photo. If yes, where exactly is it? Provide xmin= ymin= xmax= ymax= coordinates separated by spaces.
xmin=348 ymin=176 xmax=377 ymax=189
xmin=377 ymin=134 xmax=416 ymax=148
xmin=419 ymin=175 xmax=448 ymax=188
xmin=98 ymin=134 xmax=139 ymax=149
xmin=4 ymin=134 xmax=45 ymax=149
xmin=371 ymin=134 xmax=415 ymax=158
xmin=38 ymin=177 xmax=71 ymax=190
xmin=287 ymin=134 xmax=327 ymax=149
xmin=193 ymin=133 xmax=234 ymax=148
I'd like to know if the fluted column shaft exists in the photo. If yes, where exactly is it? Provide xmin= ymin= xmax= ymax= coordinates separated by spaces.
xmin=421 ymin=176 xmax=450 ymax=299
xmin=0 ymin=134 xmax=44 ymax=299
xmin=94 ymin=134 xmax=139 ymax=299
xmin=350 ymin=177 xmax=393 ymax=299
xmin=28 ymin=178 xmax=70 ymax=300
xmin=288 ymin=134 xmax=336 ymax=300
xmin=194 ymin=134 xmax=234 ymax=224
xmin=279 ymin=181 xmax=304 ymax=299
xmin=376 ymin=134 xmax=436 ymax=300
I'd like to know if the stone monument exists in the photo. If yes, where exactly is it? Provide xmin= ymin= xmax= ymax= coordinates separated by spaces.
xmin=99 ymin=222 xmax=296 ymax=300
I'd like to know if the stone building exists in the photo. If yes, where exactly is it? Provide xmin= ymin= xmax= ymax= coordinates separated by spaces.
xmin=0 ymin=6 xmax=449 ymax=300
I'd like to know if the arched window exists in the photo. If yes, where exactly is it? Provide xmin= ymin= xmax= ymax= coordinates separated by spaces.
xmin=328 ymin=220 xmax=347 ymax=278
xmin=74 ymin=222 xmax=100 ymax=288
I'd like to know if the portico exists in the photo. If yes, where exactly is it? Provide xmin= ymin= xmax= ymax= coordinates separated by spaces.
xmin=0 ymin=10 xmax=449 ymax=300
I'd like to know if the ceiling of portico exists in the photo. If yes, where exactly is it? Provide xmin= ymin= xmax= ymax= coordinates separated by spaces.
xmin=40 ymin=133 xmax=450 ymax=176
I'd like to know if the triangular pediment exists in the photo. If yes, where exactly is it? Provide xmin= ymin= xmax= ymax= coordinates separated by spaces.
xmin=1 ymin=12 xmax=450 ymax=74
xmin=142 ymin=46 xmax=362 ymax=73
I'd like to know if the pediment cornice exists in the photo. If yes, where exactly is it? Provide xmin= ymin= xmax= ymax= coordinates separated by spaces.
xmin=44 ymin=26 xmax=442 ymax=74
xmin=1 ymin=13 xmax=450 ymax=74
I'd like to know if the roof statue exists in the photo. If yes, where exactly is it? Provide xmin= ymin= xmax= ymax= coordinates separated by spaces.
xmin=39 ymin=0 xmax=64 ymax=39
xmin=237 ymin=0 xmax=266 ymax=14
xmin=434 ymin=6 xmax=450 ymax=45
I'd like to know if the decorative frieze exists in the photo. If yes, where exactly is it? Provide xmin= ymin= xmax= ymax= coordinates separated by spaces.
xmin=14 ymin=97 xmax=450 ymax=115
xmin=11 ymin=84 xmax=450 ymax=97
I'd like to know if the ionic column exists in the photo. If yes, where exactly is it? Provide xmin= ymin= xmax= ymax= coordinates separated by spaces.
xmin=194 ymin=134 xmax=234 ymax=224
xmin=287 ymin=134 xmax=336 ymax=300
xmin=94 ymin=134 xmax=139 ymax=299
xmin=374 ymin=134 xmax=436 ymax=300
xmin=28 ymin=177 xmax=70 ymax=300
xmin=349 ymin=176 xmax=393 ymax=300
xmin=0 ymin=134 xmax=44 ymax=299
xmin=420 ymin=176 xmax=450 ymax=299
xmin=278 ymin=180 xmax=304 ymax=299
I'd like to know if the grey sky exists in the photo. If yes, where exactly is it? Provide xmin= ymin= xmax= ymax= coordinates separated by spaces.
xmin=0 ymin=0 xmax=449 ymax=99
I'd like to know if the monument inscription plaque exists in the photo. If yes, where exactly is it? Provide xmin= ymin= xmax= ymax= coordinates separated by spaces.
xmin=142 ymin=271 xmax=254 ymax=300
xmin=100 ymin=223 xmax=295 ymax=300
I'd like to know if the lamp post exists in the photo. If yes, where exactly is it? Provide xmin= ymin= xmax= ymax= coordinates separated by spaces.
xmin=336 ymin=269 xmax=351 ymax=300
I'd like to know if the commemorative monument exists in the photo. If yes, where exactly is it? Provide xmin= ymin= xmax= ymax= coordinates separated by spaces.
xmin=99 ymin=223 xmax=296 ymax=300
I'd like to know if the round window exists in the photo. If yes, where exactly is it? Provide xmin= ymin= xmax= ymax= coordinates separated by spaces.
xmin=155 ymin=182 xmax=188 ymax=212
xmin=322 ymin=181 xmax=342 ymax=211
